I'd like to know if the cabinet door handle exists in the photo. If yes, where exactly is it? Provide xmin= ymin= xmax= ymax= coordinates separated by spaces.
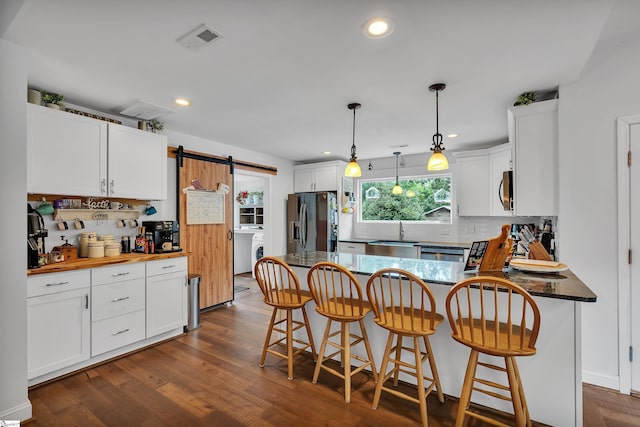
xmin=101 ymin=178 xmax=106 ymax=194
xmin=112 ymin=272 xmax=130 ymax=277
xmin=110 ymin=180 xmax=115 ymax=194
xmin=162 ymin=265 xmax=176 ymax=269
xmin=85 ymin=294 xmax=89 ymax=309
xmin=111 ymin=296 xmax=130 ymax=302
xmin=46 ymin=281 xmax=69 ymax=287
xmin=112 ymin=328 xmax=130 ymax=336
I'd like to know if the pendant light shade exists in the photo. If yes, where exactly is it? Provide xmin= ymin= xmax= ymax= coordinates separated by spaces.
xmin=345 ymin=103 xmax=362 ymax=177
xmin=392 ymin=151 xmax=403 ymax=194
xmin=427 ymin=83 xmax=449 ymax=171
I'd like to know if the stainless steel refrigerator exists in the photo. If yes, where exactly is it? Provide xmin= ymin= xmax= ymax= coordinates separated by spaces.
xmin=287 ymin=192 xmax=338 ymax=253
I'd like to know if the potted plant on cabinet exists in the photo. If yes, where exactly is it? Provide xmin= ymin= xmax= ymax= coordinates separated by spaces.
xmin=42 ymin=92 xmax=64 ymax=109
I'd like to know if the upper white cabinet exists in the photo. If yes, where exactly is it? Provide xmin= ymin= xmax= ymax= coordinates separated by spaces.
xmin=489 ymin=143 xmax=513 ymax=216
xmin=454 ymin=150 xmax=490 ymax=216
xmin=294 ymin=161 xmax=346 ymax=193
xmin=27 ymin=104 xmax=167 ymax=200
xmin=508 ymin=99 xmax=558 ymax=216
xmin=107 ymin=124 xmax=167 ymax=200
xmin=27 ymin=103 xmax=107 ymax=197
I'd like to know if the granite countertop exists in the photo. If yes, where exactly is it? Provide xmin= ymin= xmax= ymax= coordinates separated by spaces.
xmin=28 ymin=251 xmax=187 ymax=275
xmin=278 ymin=251 xmax=597 ymax=303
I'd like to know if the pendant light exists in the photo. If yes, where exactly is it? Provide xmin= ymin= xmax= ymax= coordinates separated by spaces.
xmin=427 ymin=83 xmax=449 ymax=171
xmin=344 ymin=103 xmax=362 ymax=177
xmin=392 ymin=152 xmax=403 ymax=194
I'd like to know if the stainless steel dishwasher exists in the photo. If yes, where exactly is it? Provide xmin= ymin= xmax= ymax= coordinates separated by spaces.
xmin=419 ymin=245 xmax=466 ymax=262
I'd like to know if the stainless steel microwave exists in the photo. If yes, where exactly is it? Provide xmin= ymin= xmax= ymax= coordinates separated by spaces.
xmin=502 ymin=170 xmax=513 ymax=211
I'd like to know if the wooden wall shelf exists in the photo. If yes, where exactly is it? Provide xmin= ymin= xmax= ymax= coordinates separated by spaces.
xmin=53 ymin=209 xmax=140 ymax=221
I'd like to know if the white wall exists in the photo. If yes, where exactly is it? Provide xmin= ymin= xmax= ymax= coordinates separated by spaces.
xmin=0 ymin=39 xmax=32 ymax=421
xmin=559 ymin=32 xmax=640 ymax=389
xmin=163 ymin=130 xmax=294 ymax=257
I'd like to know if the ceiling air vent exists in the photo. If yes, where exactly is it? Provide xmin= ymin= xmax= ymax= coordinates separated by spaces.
xmin=119 ymin=99 xmax=174 ymax=120
xmin=177 ymin=24 xmax=223 ymax=50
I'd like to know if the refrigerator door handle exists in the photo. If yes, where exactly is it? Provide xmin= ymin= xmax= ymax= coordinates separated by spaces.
xmin=300 ymin=203 xmax=307 ymax=249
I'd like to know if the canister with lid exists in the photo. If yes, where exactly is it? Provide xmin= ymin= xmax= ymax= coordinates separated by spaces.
xmin=105 ymin=244 xmax=121 ymax=257
xmin=87 ymin=240 xmax=105 ymax=258
xmin=97 ymin=234 xmax=115 ymax=244
xmin=79 ymin=232 xmax=97 ymax=258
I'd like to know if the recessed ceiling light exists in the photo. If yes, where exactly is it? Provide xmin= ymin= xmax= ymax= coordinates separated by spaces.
xmin=174 ymin=98 xmax=191 ymax=107
xmin=362 ymin=17 xmax=395 ymax=39
xmin=447 ymin=133 xmax=458 ymax=138
xmin=323 ymin=151 xmax=331 ymax=155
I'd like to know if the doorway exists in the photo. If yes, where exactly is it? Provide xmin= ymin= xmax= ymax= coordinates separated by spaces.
xmin=617 ymin=114 xmax=640 ymax=394
xmin=234 ymin=171 xmax=268 ymax=276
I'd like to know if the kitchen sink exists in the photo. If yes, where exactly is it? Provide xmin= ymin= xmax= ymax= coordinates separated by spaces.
xmin=366 ymin=240 xmax=419 ymax=258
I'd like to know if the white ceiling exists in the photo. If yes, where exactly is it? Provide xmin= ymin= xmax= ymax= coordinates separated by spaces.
xmin=4 ymin=0 xmax=635 ymax=164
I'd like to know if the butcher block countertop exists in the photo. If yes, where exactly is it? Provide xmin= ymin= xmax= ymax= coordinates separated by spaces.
xmin=28 ymin=251 xmax=187 ymax=275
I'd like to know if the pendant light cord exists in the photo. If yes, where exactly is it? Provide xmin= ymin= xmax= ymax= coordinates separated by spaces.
xmin=351 ymin=107 xmax=357 ymax=159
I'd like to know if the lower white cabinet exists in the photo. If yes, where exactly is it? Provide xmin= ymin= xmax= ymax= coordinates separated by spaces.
xmin=27 ymin=271 xmax=91 ymax=379
xmin=91 ymin=310 xmax=146 ymax=356
xmin=146 ymin=258 xmax=188 ymax=337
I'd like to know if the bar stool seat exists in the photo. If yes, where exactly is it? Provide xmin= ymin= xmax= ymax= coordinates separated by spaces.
xmin=254 ymin=256 xmax=316 ymax=380
xmin=366 ymin=268 xmax=445 ymax=427
xmin=446 ymin=276 xmax=541 ymax=427
xmin=307 ymin=262 xmax=378 ymax=403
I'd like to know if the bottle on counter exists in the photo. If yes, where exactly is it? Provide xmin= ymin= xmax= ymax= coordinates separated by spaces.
xmin=145 ymin=232 xmax=155 ymax=254
xmin=121 ymin=235 xmax=131 ymax=254
xmin=134 ymin=227 xmax=147 ymax=253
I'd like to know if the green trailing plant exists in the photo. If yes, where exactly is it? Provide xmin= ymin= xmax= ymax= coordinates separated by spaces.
xmin=42 ymin=92 xmax=64 ymax=107
xmin=514 ymin=91 xmax=536 ymax=106
xmin=149 ymin=119 xmax=164 ymax=132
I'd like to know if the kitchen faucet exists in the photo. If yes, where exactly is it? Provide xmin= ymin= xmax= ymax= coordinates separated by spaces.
xmin=399 ymin=221 xmax=404 ymax=241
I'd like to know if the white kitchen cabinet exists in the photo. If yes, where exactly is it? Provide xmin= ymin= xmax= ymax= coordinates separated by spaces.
xmin=27 ymin=103 xmax=107 ymax=196
xmin=508 ymin=99 xmax=558 ymax=216
xmin=91 ymin=263 xmax=146 ymax=356
xmin=453 ymin=150 xmax=490 ymax=216
xmin=146 ymin=258 xmax=188 ymax=337
xmin=489 ymin=143 xmax=513 ymax=216
xmin=27 ymin=104 xmax=167 ymax=200
xmin=337 ymin=241 xmax=367 ymax=254
xmin=27 ymin=271 xmax=91 ymax=379
xmin=107 ymin=124 xmax=167 ymax=200
xmin=294 ymin=161 xmax=346 ymax=192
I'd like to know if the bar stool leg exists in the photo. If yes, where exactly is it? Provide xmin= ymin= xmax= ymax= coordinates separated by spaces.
xmin=423 ymin=336 xmax=444 ymax=403
xmin=414 ymin=336 xmax=428 ymax=427
xmin=359 ymin=319 xmax=378 ymax=383
xmin=392 ymin=334 xmax=402 ymax=386
xmin=313 ymin=318 xmax=333 ymax=384
xmin=260 ymin=309 xmax=278 ymax=368
xmin=344 ymin=321 xmax=352 ymax=403
xmin=506 ymin=356 xmax=526 ymax=427
xmin=372 ymin=331 xmax=395 ymax=409
xmin=513 ymin=360 xmax=532 ymax=427
xmin=286 ymin=310 xmax=294 ymax=380
xmin=300 ymin=305 xmax=317 ymax=361
xmin=455 ymin=349 xmax=479 ymax=427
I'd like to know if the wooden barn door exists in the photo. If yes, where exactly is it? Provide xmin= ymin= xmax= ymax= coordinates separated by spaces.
xmin=179 ymin=156 xmax=234 ymax=309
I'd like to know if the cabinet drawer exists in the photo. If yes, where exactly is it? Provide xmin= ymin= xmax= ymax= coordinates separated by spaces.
xmin=146 ymin=257 xmax=187 ymax=277
xmin=337 ymin=242 xmax=367 ymax=255
xmin=92 ymin=263 xmax=145 ymax=286
xmin=92 ymin=278 xmax=145 ymax=322
xmin=91 ymin=309 xmax=145 ymax=356
xmin=28 ymin=270 xmax=90 ymax=298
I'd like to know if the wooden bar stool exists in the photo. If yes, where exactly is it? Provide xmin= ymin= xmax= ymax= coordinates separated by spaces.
xmin=254 ymin=256 xmax=317 ymax=380
xmin=366 ymin=268 xmax=444 ymax=427
xmin=306 ymin=262 xmax=378 ymax=403
xmin=445 ymin=276 xmax=541 ymax=427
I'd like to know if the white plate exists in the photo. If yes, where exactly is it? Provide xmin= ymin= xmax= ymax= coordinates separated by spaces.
xmin=510 ymin=259 xmax=568 ymax=273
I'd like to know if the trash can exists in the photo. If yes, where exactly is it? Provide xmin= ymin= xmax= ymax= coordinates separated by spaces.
xmin=186 ymin=274 xmax=201 ymax=331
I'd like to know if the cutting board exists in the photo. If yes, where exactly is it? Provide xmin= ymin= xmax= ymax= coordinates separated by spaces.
xmin=478 ymin=224 xmax=513 ymax=272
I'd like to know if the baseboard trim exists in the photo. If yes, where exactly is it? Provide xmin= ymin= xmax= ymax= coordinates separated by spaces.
xmin=0 ymin=400 xmax=32 ymax=422
xmin=582 ymin=370 xmax=620 ymax=391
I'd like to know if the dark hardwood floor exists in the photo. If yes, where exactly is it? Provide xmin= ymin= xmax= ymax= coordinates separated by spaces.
xmin=27 ymin=273 xmax=640 ymax=426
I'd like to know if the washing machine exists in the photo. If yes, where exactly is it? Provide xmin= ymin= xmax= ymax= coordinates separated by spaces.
xmin=251 ymin=232 xmax=264 ymax=278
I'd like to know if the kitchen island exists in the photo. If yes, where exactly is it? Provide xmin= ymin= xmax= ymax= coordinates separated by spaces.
xmin=278 ymin=251 xmax=596 ymax=427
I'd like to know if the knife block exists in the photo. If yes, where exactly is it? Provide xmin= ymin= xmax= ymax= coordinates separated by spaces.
xmin=527 ymin=240 xmax=553 ymax=261
xmin=478 ymin=224 xmax=514 ymax=272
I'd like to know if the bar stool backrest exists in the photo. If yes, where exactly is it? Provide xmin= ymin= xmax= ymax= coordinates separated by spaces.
xmin=366 ymin=268 xmax=439 ymax=335
xmin=254 ymin=256 xmax=304 ymax=308
xmin=307 ymin=262 xmax=366 ymax=320
xmin=445 ymin=276 xmax=541 ymax=356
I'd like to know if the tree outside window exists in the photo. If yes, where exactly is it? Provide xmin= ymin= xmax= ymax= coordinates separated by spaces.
xmin=360 ymin=176 xmax=452 ymax=223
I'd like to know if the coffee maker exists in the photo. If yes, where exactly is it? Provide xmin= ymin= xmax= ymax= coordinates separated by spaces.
xmin=142 ymin=221 xmax=180 ymax=253
xmin=28 ymin=204 xmax=48 ymax=268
